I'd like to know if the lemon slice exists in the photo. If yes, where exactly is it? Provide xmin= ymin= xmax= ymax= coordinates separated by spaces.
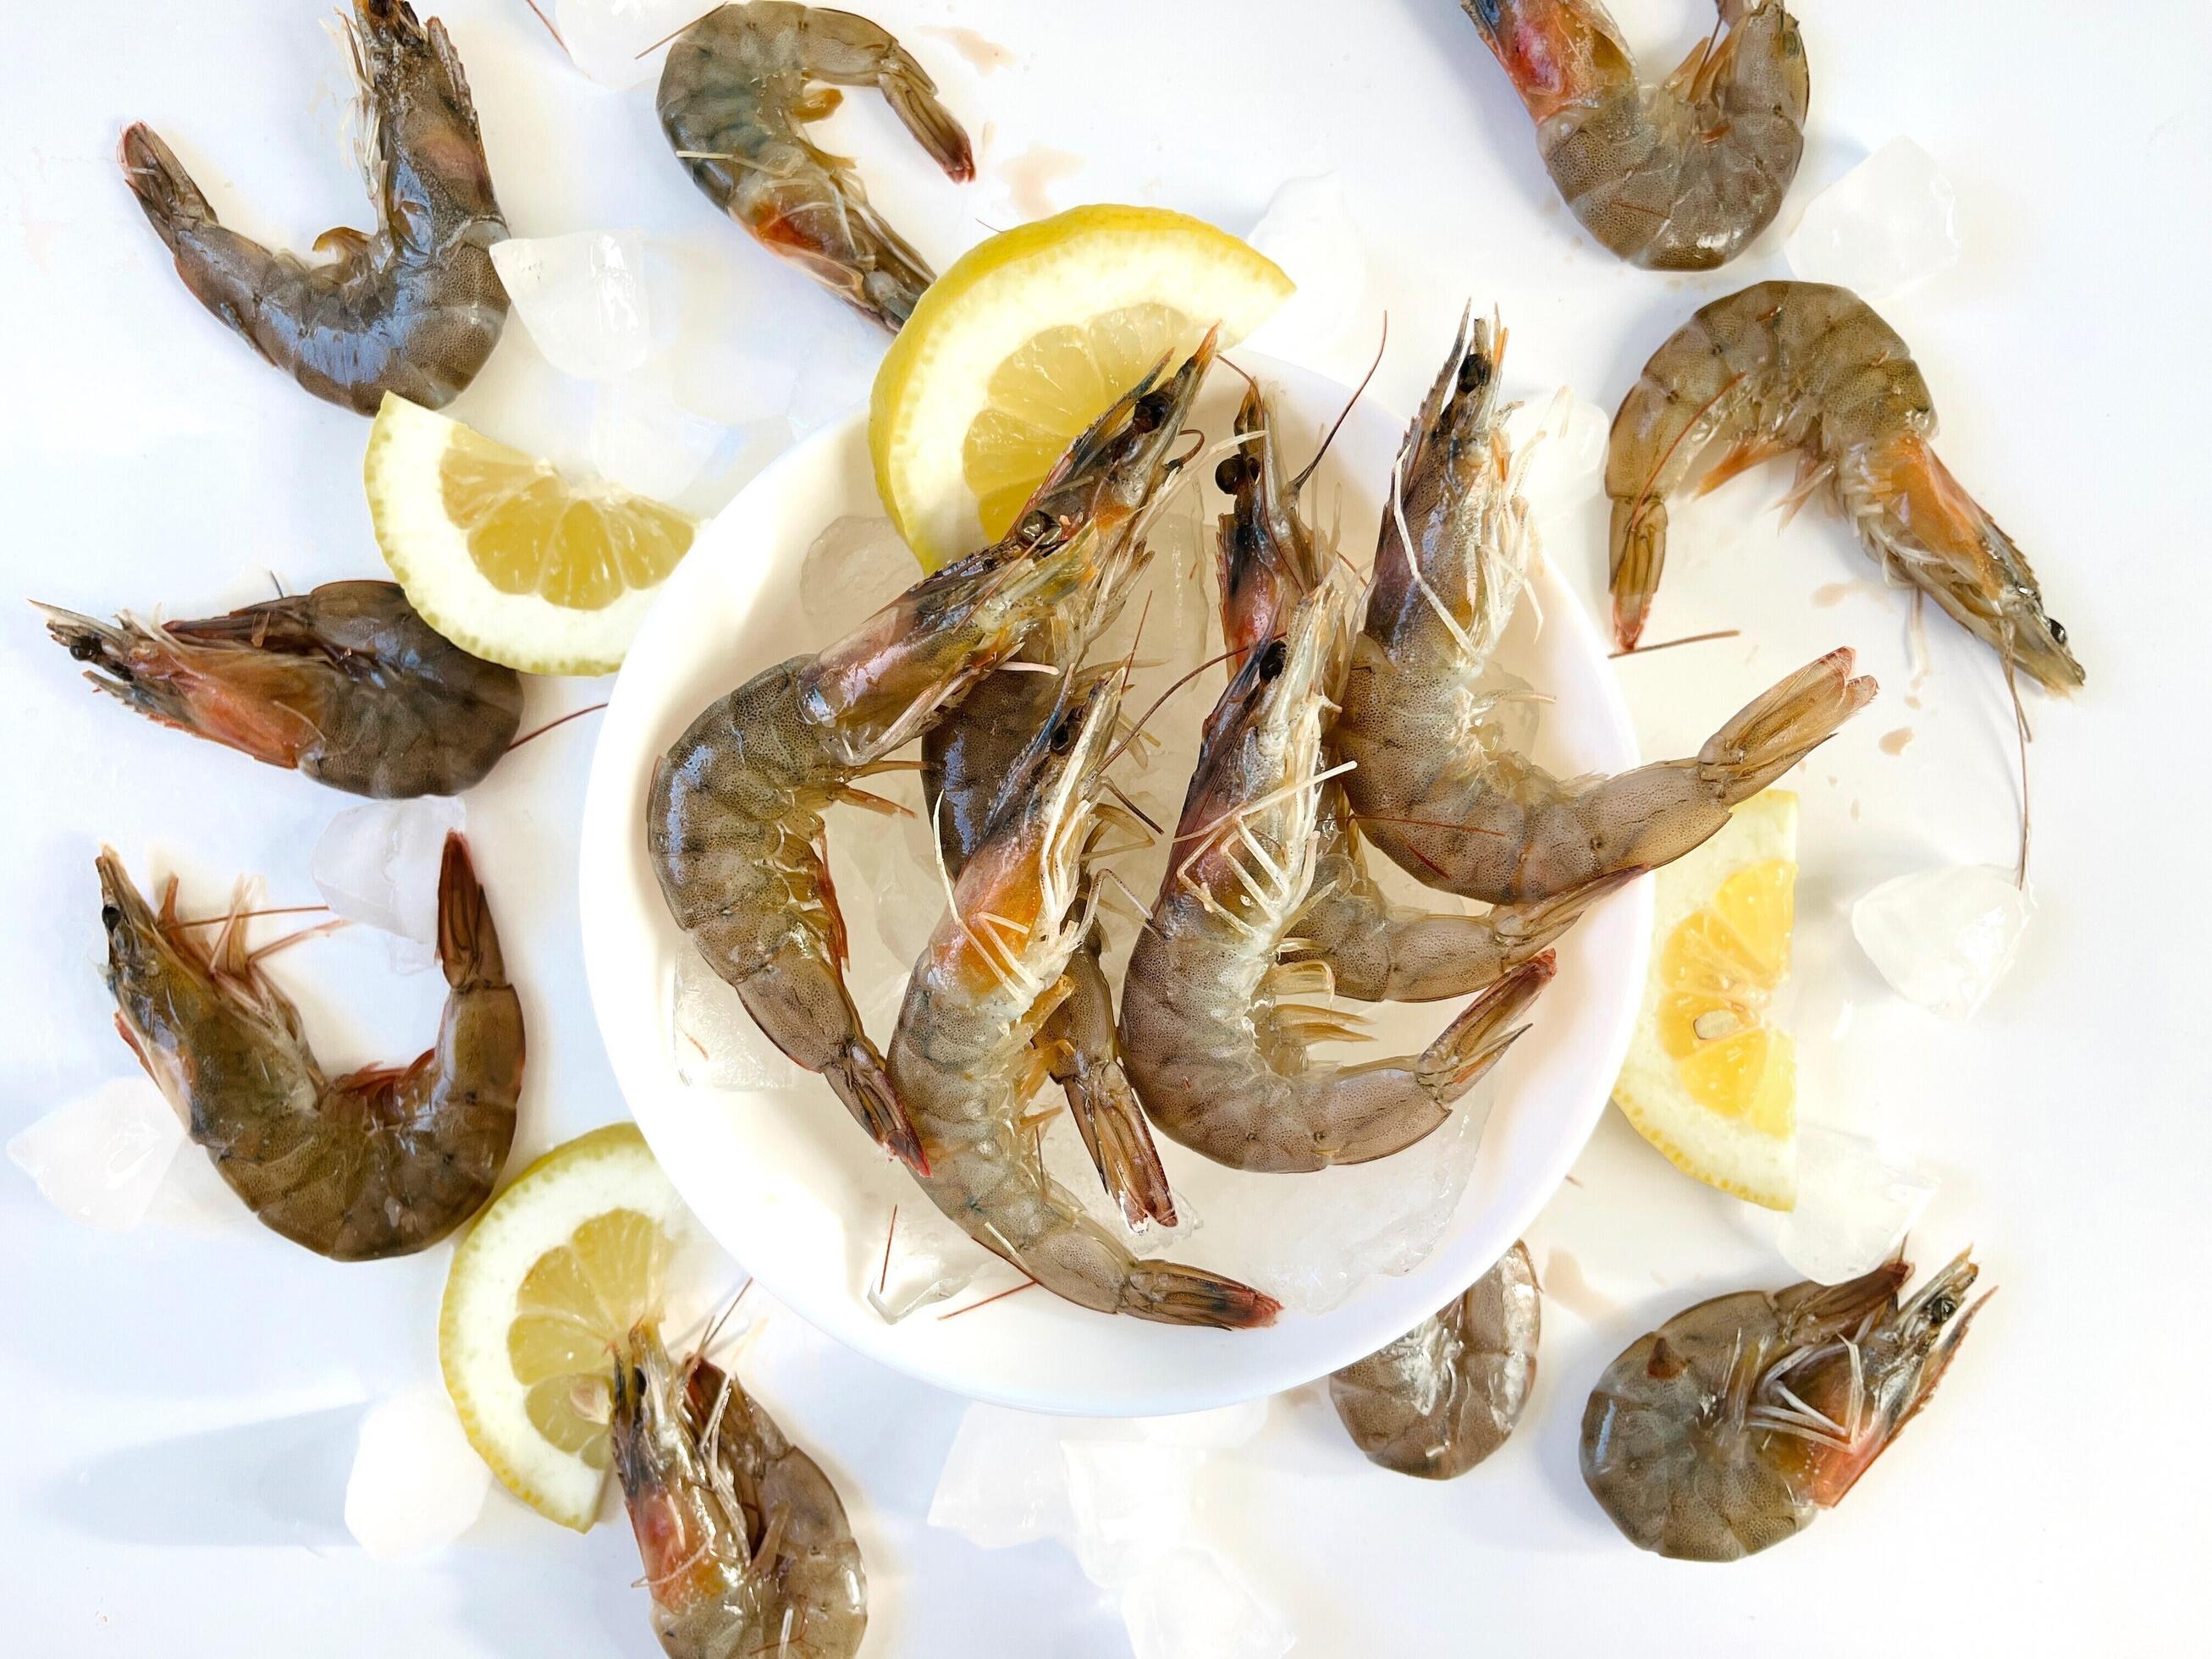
xmin=1613 ymin=791 xmax=1801 ymax=1210
xmin=870 ymin=205 xmax=1293 ymax=568
xmin=439 ymin=1123 xmax=688 ymax=1530
xmin=365 ymin=394 xmax=698 ymax=675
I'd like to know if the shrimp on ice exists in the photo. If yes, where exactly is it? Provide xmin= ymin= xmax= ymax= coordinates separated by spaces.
xmin=658 ymin=3 xmax=974 ymax=331
xmin=1607 ymin=279 xmax=2084 ymax=693
xmin=1120 ymin=570 xmax=1558 ymax=1175
xmin=97 ymin=833 xmax=522 ymax=1261
xmin=120 ymin=0 xmax=508 ymax=415
xmin=39 ymin=581 xmax=522 ymax=799
xmin=1335 ymin=313 xmax=1877 ymax=905
xmin=649 ymin=339 xmax=1211 ymax=1174
xmin=889 ymin=675 xmax=1277 ymax=1327
xmin=1461 ymin=0 xmax=1808 ymax=271
xmin=1330 ymin=1239 xmax=1540 ymax=1480
xmin=1581 ymin=1251 xmax=1988 ymax=1561
xmin=611 ymin=1321 xmax=866 ymax=1659
xmin=1214 ymin=380 xmax=1632 ymax=1002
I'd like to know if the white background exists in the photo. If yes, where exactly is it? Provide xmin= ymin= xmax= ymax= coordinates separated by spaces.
xmin=3 ymin=1 xmax=2205 ymax=1651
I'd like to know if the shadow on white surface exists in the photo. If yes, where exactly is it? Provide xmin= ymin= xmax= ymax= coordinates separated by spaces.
xmin=46 ymin=1406 xmax=357 ymax=1548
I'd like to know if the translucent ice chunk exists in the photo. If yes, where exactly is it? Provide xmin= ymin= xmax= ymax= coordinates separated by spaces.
xmin=1851 ymin=864 xmax=2032 ymax=1021
xmin=1062 ymin=1439 xmax=1201 ymax=1589
xmin=8 ymin=1076 xmax=185 ymax=1232
xmin=837 ymin=779 xmax=942 ymax=973
xmin=864 ymin=1199 xmax=983 ymax=1322
xmin=312 ymin=796 xmax=466 ymax=973
xmin=928 ymin=1403 xmax=1078 ymax=1547
xmin=1503 ymin=389 xmax=1609 ymax=515
xmin=1785 ymin=138 xmax=1961 ymax=301
xmin=1242 ymin=174 xmax=1376 ymax=378
xmin=1039 ymin=1109 xmax=1201 ymax=1254
xmin=591 ymin=368 xmax=726 ymax=504
xmin=1779 ymin=1125 xmax=1939 ymax=1286
xmin=553 ymin=0 xmax=706 ymax=89
xmin=800 ymin=515 xmax=920 ymax=635
xmin=344 ymin=1386 xmax=491 ymax=1559
xmin=670 ymin=951 xmax=803 ymax=1090
xmin=1121 ymin=1546 xmax=1294 ymax=1659
xmin=490 ymin=231 xmax=654 ymax=380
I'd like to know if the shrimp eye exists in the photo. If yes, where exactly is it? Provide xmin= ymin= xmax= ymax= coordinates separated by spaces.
xmin=68 ymin=636 xmax=105 ymax=664
xmin=1049 ymin=715 xmax=1078 ymax=753
xmin=1132 ymin=391 xmax=1174 ymax=433
xmin=1259 ymin=638 xmax=1288 ymax=680
xmin=1215 ymin=456 xmax=1250 ymax=493
xmin=100 ymin=903 xmax=122 ymax=932
xmin=2047 ymin=616 xmax=2068 ymax=646
xmin=1458 ymin=351 xmax=1492 ymax=394
xmin=1925 ymin=1292 xmax=1960 ymax=1325
xmin=1018 ymin=510 xmax=1055 ymax=543
xmin=1472 ymin=0 xmax=1503 ymax=25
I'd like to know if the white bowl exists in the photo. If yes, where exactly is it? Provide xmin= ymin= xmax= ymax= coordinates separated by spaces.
xmin=580 ymin=355 xmax=1648 ymax=1416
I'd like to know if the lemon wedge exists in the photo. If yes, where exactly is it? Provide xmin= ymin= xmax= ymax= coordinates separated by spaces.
xmin=439 ymin=1124 xmax=687 ymax=1531
xmin=1613 ymin=791 xmax=1801 ymax=1210
xmin=870 ymin=205 xmax=1292 ymax=568
xmin=365 ymin=394 xmax=698 ymax=675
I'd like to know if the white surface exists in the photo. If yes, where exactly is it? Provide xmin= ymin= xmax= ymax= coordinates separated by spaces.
xmin=580 ymin=362 xmax=1646 ymax=1415
xmin=2 ymin=0 xmax=2205 ymax=1652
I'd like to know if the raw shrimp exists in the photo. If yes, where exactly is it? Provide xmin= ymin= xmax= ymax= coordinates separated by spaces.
xmin=1330 ymin=1240 xmax=1540 ymax=1480
xmin=1608 ymin=279 xmax=2084 ymax=693
xmin=888 ymin=676 xmax=1277 ymax=1327
xmin=1120 ymin=574 xmax=1557 ymax=1174
xmin=611 ymin=1321 xmax=865 ymax=1659
xmin=97 ymin=833 xmax=521 ymax=1261
xmin=1335 ymin=314 xmax=1877 ymax=905
xmin=39 ymin=581 xmax=522 ymax=799
xmin=1581 ymin=1251 xmax=1987 ymax=1561
xmin=119 ymin=0 xmax=507 ymax=416
xmin=649 ymin=340 xmax=1211 ymax=1174
xmin=1215 ymin=380 xmax=1630 ymax=1002
xmin=658 ymin=3 xmax=974 ymax=331
xmin=1462 ymin=0 xmax=1808 ymax=271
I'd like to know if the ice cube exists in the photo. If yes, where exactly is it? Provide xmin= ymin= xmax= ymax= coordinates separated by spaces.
xmin=1503 ymin=389 xmax=1609 ymax=516
xmin=1039 ymin=1109 xmax=1202 ymax=1255
xmin=490 ymin=231 xmax=655 ymax=381
xmin=1851 ymin=863 xmax=2032 ymax=1021
xmin=928 ymin=1403 xmax=1078 ymax=1547
xmin=1785 ymin=138 xmax=1961 ymax=301
xmin=800 ymin=516 xmax=921 ymax=634
xmin=553 ymin=0 xmax=706 ymax=89
xmin=591 ymin=368 xmax=727 ymax=504
xmin=1120 ymin=1546 xmax=1294 ymax=1659
xmin=1241 ymin=175 xmax=1377 ymax=380
xmin=8 ymin=1076 xmax=185 ymax=1232
xmin=312 ymin=796 xmax=466 ymax=973
xmin=670 ymin=951 xmax=803 ymax=1090
xmin=864 ymin=1200 xmax=983 ymax=1322
xmin=1779 ymin=1125 xmax=1939 ymax=1285
xmin=1062 ymin=1439 xmax=1201 ymax=1589
xmin=343 ymin=1386 xmax=491 ymax=1559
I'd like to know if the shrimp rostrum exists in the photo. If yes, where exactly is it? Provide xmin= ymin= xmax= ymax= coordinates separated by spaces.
xmin=1581 ymin=1252 xmax=1988 ymax=1561
xmin=1331 ymin=1240 xmax=1540 ymax=1480
xmin=612 ymin=1321 xmax=866 ymax=1659
xmin=1462 ymin=0 xmax=1808 ymax=271
xmin=97 ymin=832 xmax=522 ymax=1261
xmin=648 ymin=339 xmax=1211 ymax=1176
xmin=1335 ymin=313 xmax=1877 ymax=906
xmin=1121 ymin=571 xmax=1557 ymax=1175
xmin=121 ymin=0 xmax=508 ymax=415
xmin=40 ymin=581 xmax=522 ymax=799
xmin=659 ymin=3 xmax=974 ymax=331
xmin=889 ymin=675 xmax=1277 ymax=1328
xmin=1608 ymin=279 xmax=2084 ymax=693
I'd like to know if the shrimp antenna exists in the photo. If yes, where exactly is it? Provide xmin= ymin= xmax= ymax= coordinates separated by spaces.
xmin=2005 ymin=654 xmax=2032 ymax=887
xmin=1101 ymin=640 xmax=1256 ymax=772
xmin=1292 ymin=313 xmax=1389 ymax=495
xmin=519 ymin=0 xmax=568 ymax=55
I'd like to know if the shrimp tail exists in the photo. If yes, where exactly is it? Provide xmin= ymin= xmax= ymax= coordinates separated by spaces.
xmin=119 ymin=124 xmax=215 ymax=255
xmin=877 ymin=52 xmax=975 ymax=181
xmin=1417 ymin=951 xmax=1556 ymax=1096
xmin=434 ymin=832 xmax=506 ymax=993
xmin=1486 ymin=866 xmax=1645 ymax=960
xmin=1696 ymin=648 xmax=1878 ymax=802
xmin=1608 ymin=496 xmax=1666 ymax=652
xmin=825 ymin=1045 xmax=929 ymax=1177
xmin=1062 ymin=1063 xmax=1176 ymax=1232
xmin=1117 ymin=1262 xmax=1281 ymax=1330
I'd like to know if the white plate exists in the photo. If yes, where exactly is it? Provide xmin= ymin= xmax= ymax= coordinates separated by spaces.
xmin=579 ymin=355 xmax=1649 ymax=1416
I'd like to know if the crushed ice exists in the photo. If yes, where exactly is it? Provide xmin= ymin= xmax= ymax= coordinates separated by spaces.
xmin=343 ymin=1386 xmax=491 ymax=1559
xmin=1785 ymin=137 xmax=1961 ymax=301
xmin=8 ymin=1075 xmax=185 ymax=1232
xmin=312 ymin=796 xmax=466 ymax=974
xmin=1779 ymin=1124 xmax=1940 ymax=1286
xmin=1851 ymin=863 xmax=2032 ymax=1021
